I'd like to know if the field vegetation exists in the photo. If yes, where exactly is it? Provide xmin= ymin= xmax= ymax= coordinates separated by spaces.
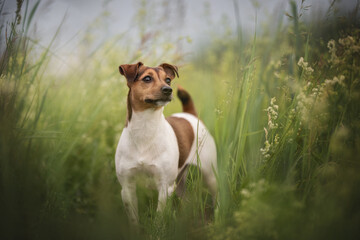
xmin=1 ymin=0 xmax=360 ymax=239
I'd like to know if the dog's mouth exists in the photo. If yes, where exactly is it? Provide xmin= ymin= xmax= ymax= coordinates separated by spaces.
xmin=145 ymin=97 xmax=172 ymax=106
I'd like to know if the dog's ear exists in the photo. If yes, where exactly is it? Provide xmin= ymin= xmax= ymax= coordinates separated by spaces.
xmin=159 ymin=63 xmax=179 ymax=79
xmin=119 ymin=62 xmax=144 ymax=84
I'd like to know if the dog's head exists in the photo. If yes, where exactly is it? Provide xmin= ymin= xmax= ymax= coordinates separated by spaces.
xmin=119 ymin=62 xmax=179 ymax=111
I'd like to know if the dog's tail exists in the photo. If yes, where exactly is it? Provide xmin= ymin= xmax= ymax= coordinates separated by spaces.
xmin=177 ymin=85 xmax=198 ymax=117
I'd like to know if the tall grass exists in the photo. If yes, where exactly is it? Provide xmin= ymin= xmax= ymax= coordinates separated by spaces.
xmin=1 ymin=0 xmax=360 ymax=239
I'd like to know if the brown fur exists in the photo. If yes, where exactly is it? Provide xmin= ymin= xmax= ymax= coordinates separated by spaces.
xmin=166 ymin=116 xmax=194 ymax=168
xmin=119 ymin=62 xmax=179 ymax=124
xmin=177 ymin=85 xmax=197 ymax=117
xmin=126 ymin=90 xmax=132 ymax=126
xmin=130 ymin=68 xmax=167 ymax=111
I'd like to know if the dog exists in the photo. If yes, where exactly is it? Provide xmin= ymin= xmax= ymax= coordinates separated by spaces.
xmin=115 ymin=62 xmax=217 ymax=224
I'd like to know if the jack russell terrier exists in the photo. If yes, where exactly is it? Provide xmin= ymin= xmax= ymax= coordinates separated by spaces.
xmin=115 ymin=62 xmax=217 ymax=224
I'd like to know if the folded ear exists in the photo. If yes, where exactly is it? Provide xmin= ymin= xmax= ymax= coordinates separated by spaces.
xmin=119 ymin=62 xmax=144 ymax=84
xmin=159 ymin=63 xmax=179 ymax=79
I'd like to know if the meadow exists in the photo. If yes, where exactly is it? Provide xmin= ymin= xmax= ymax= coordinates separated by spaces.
xmin=1 ymin=0 xmax=360 ymax=239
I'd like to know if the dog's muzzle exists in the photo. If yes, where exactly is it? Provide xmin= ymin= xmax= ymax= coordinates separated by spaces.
xmin=145 ymin=97 xmax=172 ymax=105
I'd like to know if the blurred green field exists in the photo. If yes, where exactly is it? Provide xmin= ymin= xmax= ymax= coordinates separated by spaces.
xmin=1 ymin=0 xmax=360 ymax=239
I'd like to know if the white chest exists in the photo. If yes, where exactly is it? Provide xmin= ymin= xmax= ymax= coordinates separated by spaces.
xmin=115 ymin=109 xmax=179 ymax=184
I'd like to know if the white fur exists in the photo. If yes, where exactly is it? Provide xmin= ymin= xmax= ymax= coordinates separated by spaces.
xmin=172 ymin=112 xmax=217 ymax=196
xmin=115 ymin=108 xmax=217 ymax=224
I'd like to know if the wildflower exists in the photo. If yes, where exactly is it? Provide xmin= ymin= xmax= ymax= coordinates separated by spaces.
xmin=268 ymin=120 xmax=278 ymax=130
xmin=327 ymin=39 xmax=340 ymax=64
xmin=327 ymin=39 xmax=336 ymax=50
xmin=214 ymin=108 xmax=223 ymax=116
xmin=269 ymin=60 xmax=282 ymax=69
xmin=324 ymin=75 xmax=345 ymax=87
xmin=260 ymin=140 xmax=271 ymax=159
xmin=338 ymin=36 xmax=355 ymax=47
xmin=261 ymin=97 xmax=281 ymax=161
xmin=274 ymin=71 xmax=281 ymax=79
xmin=296 ymin=73 xmax=347 ymax=133
xmin=240 ymin=188 xmax=251 ymax=198
xmin=270 ymin=97 xmax=278 ymax=110
xmin=266 ymin=97 xmax=279 ymax=130
xmin=297 ymin=57 xmax=314 ymax=75
xmin=289 ymin=108 xmax=296 ymax=121
xmin=274 ymin=134 xmax=279 ymax=145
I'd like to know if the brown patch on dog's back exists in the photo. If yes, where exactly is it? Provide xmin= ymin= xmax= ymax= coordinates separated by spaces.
xmin=166 ymin=116 xmax=194 ymax=168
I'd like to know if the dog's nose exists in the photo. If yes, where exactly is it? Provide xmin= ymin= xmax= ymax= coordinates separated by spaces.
xmin=161 ymin=86 xmax=173 ymax=95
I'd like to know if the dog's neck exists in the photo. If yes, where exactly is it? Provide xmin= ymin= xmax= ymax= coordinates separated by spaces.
xmin=127 ymin=106 xmax=165 ymax=145
xmin=125 ymin=89 xmax=166 ymax=147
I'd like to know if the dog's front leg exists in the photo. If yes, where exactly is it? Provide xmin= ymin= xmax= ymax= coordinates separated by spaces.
xmin=157 ymin=183 xmax=169 ymax=212
xmin=121 ymin=180 xmax=138 ymax=224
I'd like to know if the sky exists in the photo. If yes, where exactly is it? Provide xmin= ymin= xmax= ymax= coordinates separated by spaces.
xmin=1 ymin=0 xmax=358 ymax=63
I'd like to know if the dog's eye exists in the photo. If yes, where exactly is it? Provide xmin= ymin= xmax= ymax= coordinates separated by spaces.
xmin=142 ymin=76 xmax=152 ymax=83
xmin=165 ymin=78 xmax=171 ymax=85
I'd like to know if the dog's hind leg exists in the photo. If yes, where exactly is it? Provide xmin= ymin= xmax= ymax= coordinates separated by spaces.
xmin=198 ymin=134 xmax=218 ymax=207
xmin=202 ymin=168 xmax=217 ymax=206
xmin=175 ymin=165 xmax=189 ymax=198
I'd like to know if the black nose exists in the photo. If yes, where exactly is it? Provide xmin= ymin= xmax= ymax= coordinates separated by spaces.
xmin=161 ymin=86 xmax=173 ymax=95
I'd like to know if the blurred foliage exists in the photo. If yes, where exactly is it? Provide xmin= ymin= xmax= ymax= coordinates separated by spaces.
xmin=0 ymin=0 xmax=360 ymax=239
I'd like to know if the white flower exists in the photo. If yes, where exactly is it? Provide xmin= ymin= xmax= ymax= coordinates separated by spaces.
xmin=240 ymin=188 xmax=251 ymax=198
xmin=297 ymin=57 xmax=314 ymax=75
xmin=261 ymin=97 xmax=281 ymax=161
xmin=260 ymin=140 xmax=271 ymax=159
xmin=327 ymin=39 xmax=340 ymax=64
xmin=265 ymin=97 xmax=279 ymax=130
xmin=324 ymin=75 xmax=345 ymax=87
xmin=327 ymin=39 xmax=336 ymax=50
xmin=274 ymin=134 xmax=279 ymax=145
xmin=339 ymin=36 xmax=355 ymax=47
